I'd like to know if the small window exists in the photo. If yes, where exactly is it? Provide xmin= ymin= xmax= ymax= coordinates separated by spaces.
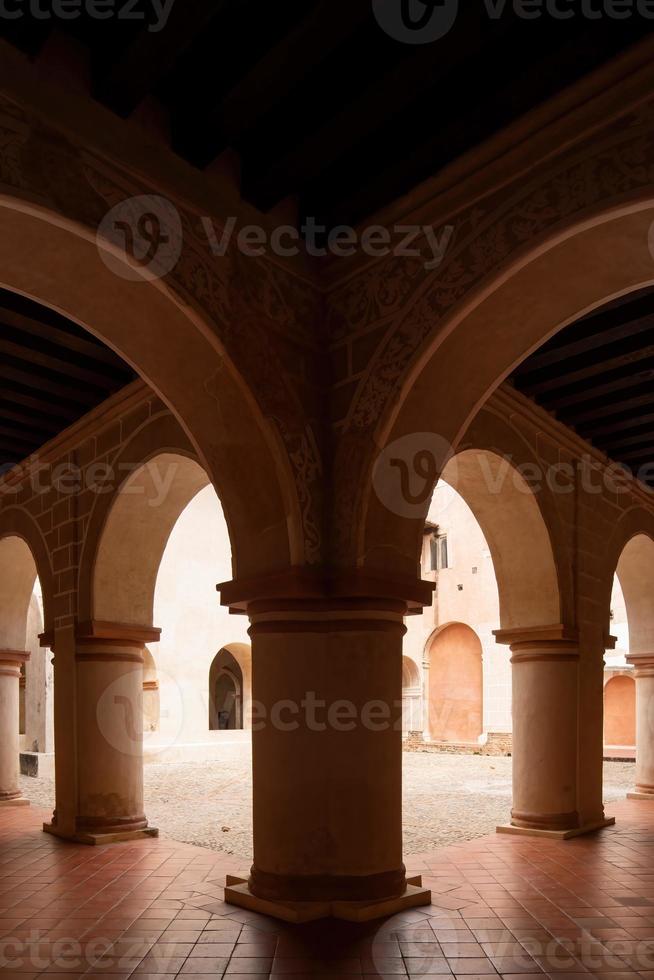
xmin=430 ymin=533 xmax=449 ymax=571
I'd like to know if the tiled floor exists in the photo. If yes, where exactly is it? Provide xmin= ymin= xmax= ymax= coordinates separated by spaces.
xmin=2 ymin=800 xmax=654 ymax=980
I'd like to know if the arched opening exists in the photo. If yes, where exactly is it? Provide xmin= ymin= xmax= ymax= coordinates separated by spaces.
xmin=427 ymin=623 xmax=484 ymax=745
xmin=615 ymin=534 xmax=654 ymax=655
xmin=148 ymin=485 xmax=252 ymax=755
xmin=604 ymin=676 xmax=636 ymax=749
xmin=0 ymin=535 xmax=53 ymax=784
xmin=401 ymin=656 xmax=421 ymax=735
xmin=209 ymin=649 xmax=244 ymax=731
xmin=91 ymin=453 xmax=212 ymax=627
xmin=437 ymin=450 xmax=560 ymax=631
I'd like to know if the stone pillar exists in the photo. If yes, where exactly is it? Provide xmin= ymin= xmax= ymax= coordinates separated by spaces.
xmin=627 ymin=654 xmax=654 ymax=800
xmin=0 ymin=651 xmax=30 ymax=807
xmin=44 ymin=622 xmax=160 ymax=844
xmin=495 ymin=625 xmax=613 ymax=838
xmin=220 ymin=574 xmax=433 ymax=922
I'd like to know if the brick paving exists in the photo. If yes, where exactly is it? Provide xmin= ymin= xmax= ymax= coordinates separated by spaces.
xmin=2 ymin=798 xmax=654 ymax=980
xmin=20 ymin=747 xmax=635 ymax=859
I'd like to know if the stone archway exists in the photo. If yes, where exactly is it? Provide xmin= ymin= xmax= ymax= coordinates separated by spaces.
xmin=0 ymin=195 xmax=300 ymax=576
xmin=357 ymin=202 xmax=654 ymax=575
xmin=428 ymin=623 xmax=483 ymax=745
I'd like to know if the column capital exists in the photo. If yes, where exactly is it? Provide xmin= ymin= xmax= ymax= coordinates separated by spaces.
xmin=494 ymin=624 xmax=578 ymax=647
xmin=218 ymin=566 xmax=434 ymax=616
xmin=0 ymin=650 xmax=30 ymax=675
xmin=40 ymin=623 xmax=161 ymax=654
xmin=76 ymin=620 xmax=161 ymax=646
xmin=74 ymin=621 xmax=161 ymax=663
xmin=493 ymin=624 xmax=578 ymax=663
xmin=626 ymin=652 xmax=654 ymax=675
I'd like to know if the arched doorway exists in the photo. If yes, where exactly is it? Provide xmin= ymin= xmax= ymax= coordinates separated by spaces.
xmin=209 ymin=648 xmax=245 ymax=731
xmin=428 ymin=623 xmax=483 ymax=744
xmin=604 ymin=675 xmax=636 ymax=749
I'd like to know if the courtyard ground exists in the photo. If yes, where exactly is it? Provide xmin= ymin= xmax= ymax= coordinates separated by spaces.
xmin=20 ymin=744 xmax=635 ymax=859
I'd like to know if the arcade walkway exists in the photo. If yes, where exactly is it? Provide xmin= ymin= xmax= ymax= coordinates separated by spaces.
xmin=1 ymin=800 xmax=654 ymax=980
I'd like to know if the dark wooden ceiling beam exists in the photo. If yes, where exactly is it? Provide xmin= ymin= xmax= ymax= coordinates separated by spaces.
xmin=538 ymin=366 xmax=654 ymax=412
xmin=524 ymin=344 xmax=654 ymax=397
xmin=515 ymin=314 xmax=654 ymax=376
xmin=242 ymin=4 xmax=495 ymax=212
xmin=579 ymin=412 xmax=654 ymax=440
xmin=559 ymin=391 xmax=654 ymax=427
xmin=0 ymin=405 xmax=63 ymax=436
xmin=0 ymin=338 xmax=124 ymax=390
xmin=0 ymin=363 xmax=98 ymax=405
xmin=0 ymin=431 xmax=41 ymax=456
xmin=93 ymin=0 xmax=225 ymax=117
xmin=0 ymin=381 xmax=89 ymax=418
xmin=174 ymin=0 xmax=370 ymax=170
xmin=0 ymin=307 xmax=130 ymax=369
xmin=600 ymin=430 xmax=654 ymax=453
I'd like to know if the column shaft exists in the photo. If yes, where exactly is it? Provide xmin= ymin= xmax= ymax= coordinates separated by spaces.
xmin=509 ymin=637 xmax=580 ymax=831
xmin=627 ymin=655 xmax=654 ymax=799
xmin=0 ymin=651 xmax=30 ymax=806
xmin=495 ymin=625 xmax=612 ymax=837
xmin=45 ymin=622 xmax=159 ymax=844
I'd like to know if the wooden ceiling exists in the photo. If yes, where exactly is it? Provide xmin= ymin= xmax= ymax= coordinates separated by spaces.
xmin=0 ymin=290 xmax=136 ymax=472
xmin=2 ymin=2 xmax=650 ymax=228
xmin=511 ymin=287 xmax=654 ymax=487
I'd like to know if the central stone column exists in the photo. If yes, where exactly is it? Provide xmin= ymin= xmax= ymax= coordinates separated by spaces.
xmin=627 ymin=654 xmax=654 ymax=800
xmin=0 ymin=651 xmax=30 ymax=808
xmin=221 ymin=573 xmax=432 ymax=922
xmin=44 ymin=622 xmax=160 ymax=844
xmin=495 ymin=625 xmax=613 ymax=838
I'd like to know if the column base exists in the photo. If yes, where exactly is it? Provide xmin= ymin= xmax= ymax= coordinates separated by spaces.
xmin=0 ymin=797 xmax=29 ymax=807
xmin=43 ymin=821 xmax=159 ymax=845
xmin=497 ymin=816 xmax=615 ymax=839
xmin=627 ymin=791 xmax=654 ymax=801
xmin=224 ymin=875 xmax=431 ymax=923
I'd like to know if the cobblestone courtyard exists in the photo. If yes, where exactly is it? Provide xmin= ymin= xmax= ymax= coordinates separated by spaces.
xmin=21 ymin=745 xmax=634 ymax=859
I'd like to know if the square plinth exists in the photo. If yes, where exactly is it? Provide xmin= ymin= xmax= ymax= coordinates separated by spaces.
xmin=43 ymin=821 xmax=159 ymax=845
xmin=224 ymin=876 xmax=431 ymax=923
xmin=497 ymin=816 xmax=615 ymax=839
